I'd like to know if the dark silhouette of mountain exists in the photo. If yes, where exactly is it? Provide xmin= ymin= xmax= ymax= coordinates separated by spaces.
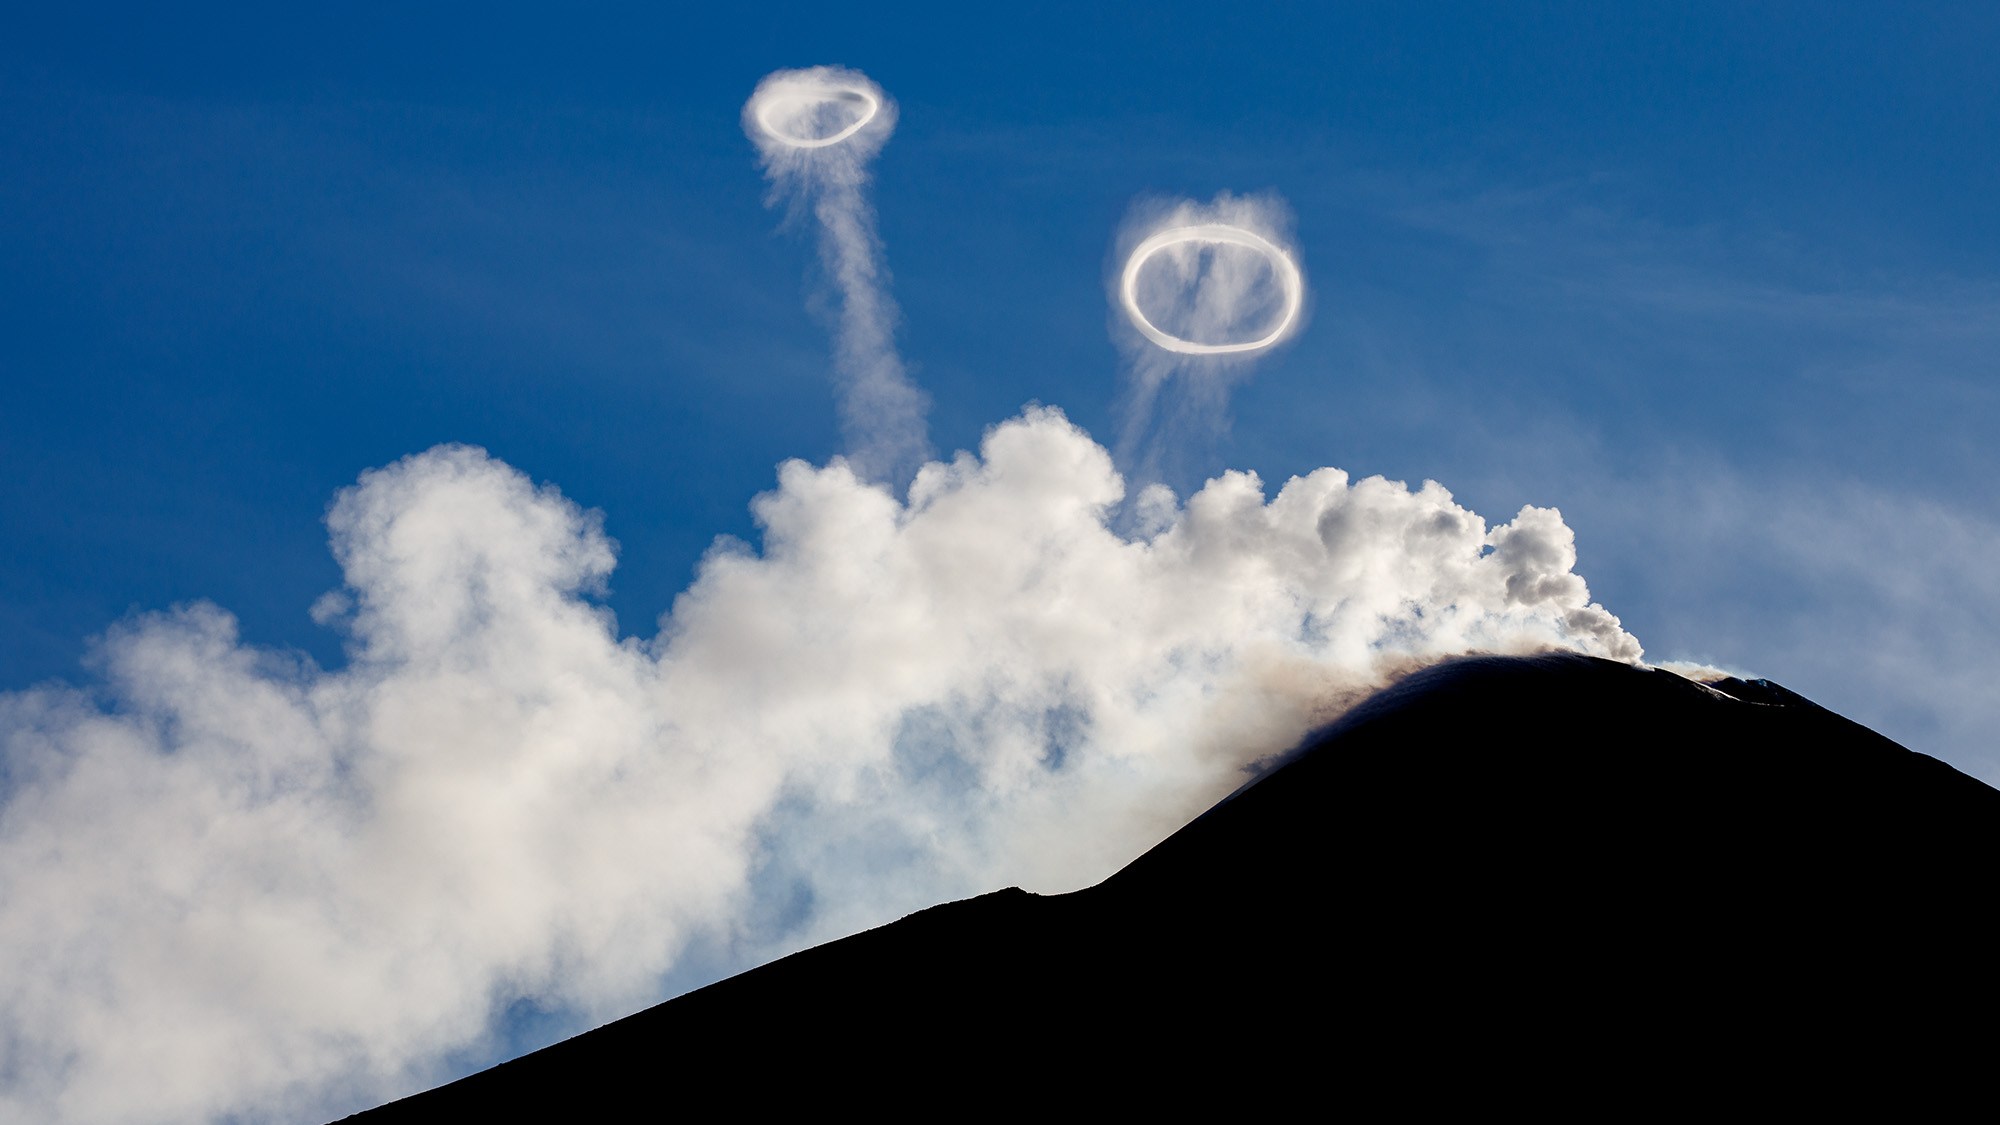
xmin=342 ymin=654 xmax=1998 ymax=1118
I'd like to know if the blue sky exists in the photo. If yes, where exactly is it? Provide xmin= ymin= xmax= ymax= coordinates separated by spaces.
xmin=7 ymin=4 xmax=1997 ymax=723
xmin=3 ymin=3 xmax=1998 ymax=1117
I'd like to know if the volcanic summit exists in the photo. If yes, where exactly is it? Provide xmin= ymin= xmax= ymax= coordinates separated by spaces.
xmin=346 ymin=652 xmax=1998 ymax=1117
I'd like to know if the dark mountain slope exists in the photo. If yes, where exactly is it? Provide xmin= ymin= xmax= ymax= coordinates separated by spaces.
xmin=346 ymin=654 xmax=1999 ymax=1118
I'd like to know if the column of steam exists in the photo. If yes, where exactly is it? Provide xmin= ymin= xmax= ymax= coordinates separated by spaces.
xmin=744 ymin=67 xmax=931 ymax=485
xmin=1111 ymin=195 xmax=1307 ymax=485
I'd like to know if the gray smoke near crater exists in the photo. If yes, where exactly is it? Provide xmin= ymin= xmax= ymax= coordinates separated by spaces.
xmin=744 ymin=66 xmax=929 ymax=484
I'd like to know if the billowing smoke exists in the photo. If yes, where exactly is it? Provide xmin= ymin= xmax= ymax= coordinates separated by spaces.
xmin=1111 ymin=192 xmax=1306 ymax=485
xmin=0 ymin=408 xmax=1637 ymax=1122
xmin=744 ymin=66 xmax=929 ymax=483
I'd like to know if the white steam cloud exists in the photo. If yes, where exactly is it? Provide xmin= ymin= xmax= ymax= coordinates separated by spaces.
xmin=1112 ymin=192 xmax=1307 ymax=483
xmin=0 ymin=409 xmax=1638 ymax=1122
xmin=744 ymin=66 xmax=929 ymax=483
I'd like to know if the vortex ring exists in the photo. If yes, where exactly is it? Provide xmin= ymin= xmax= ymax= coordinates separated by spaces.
xmin=1120 ymin=224 xmax=1304 ymax=355
xmin=753 ymin=83 xmax=882 ymax=149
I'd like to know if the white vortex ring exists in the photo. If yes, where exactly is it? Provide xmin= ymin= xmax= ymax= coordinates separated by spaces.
xmin=753 ymin=83 xmax=882 ymax=149
xmin=1120 ymin=224 xmax=1304 ymax=355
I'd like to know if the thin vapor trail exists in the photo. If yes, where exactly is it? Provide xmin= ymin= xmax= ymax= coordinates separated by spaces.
xmin=745 ymin=66 xmax=929 ymax=483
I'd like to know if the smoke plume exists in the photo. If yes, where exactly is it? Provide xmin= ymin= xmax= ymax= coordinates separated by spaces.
xmin=0 ymin=409 xmax=1637 ymax=1123
xmin=0 ymin=69 xmax=1651 ymax=1125
xmin=744 ymin=66 xmax=929 ymax=484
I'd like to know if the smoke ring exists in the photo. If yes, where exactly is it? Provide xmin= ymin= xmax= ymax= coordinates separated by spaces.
xmin=751 ymin=81 xmax=882 ymax=149
xmin=1120 ymin=223 xmax=1304 ymax=355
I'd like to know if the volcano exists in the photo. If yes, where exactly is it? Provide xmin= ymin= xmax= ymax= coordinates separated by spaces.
xmin=342 ymin=653 xmax=1998 ymax=1117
